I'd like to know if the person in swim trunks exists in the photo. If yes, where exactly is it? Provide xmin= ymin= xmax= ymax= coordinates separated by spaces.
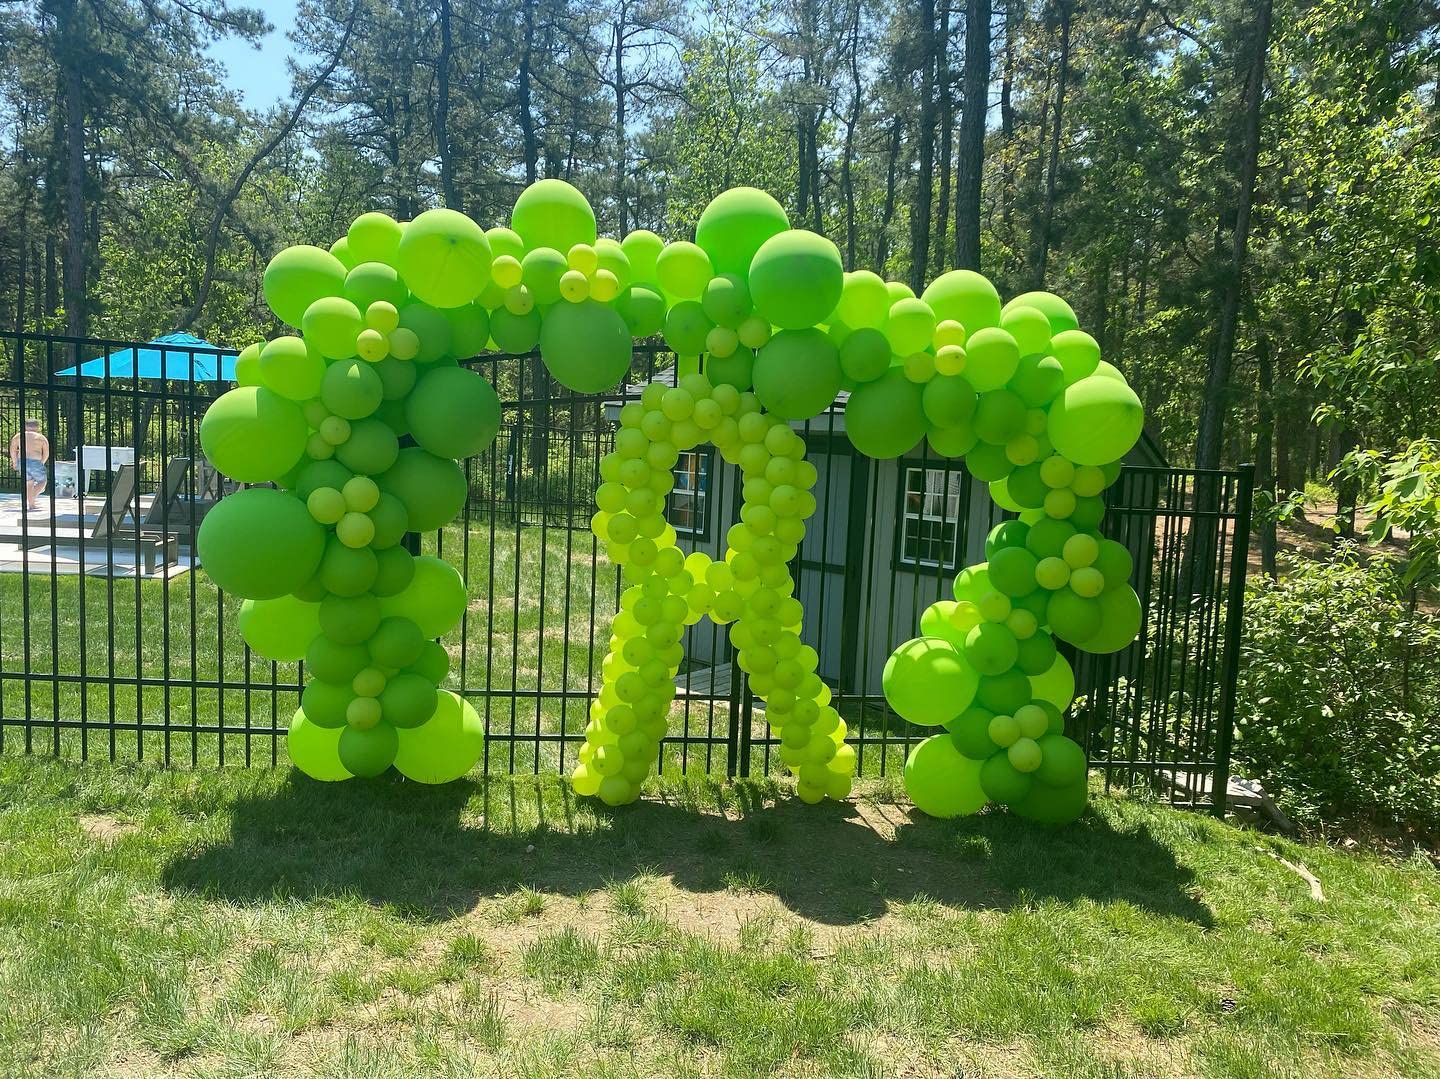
xmin=9 ymin=419 xmax=50 ymax=512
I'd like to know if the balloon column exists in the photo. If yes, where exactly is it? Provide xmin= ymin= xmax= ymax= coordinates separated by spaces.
xmin=202 ymin=179 xmax=1144 ymax=817
xmin=200 ymin=208 xmax=497 ymax=782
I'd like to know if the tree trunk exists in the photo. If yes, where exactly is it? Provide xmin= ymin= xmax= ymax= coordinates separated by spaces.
xmin=1256 ymin=334 xmax=1277 ymax=577
xmin=877 ymin=117 xmax=902 ymax=268
xmin=613 ymin=11 xmax=628 ymax=235
xmin=436 ymin=0 xmax=461 ymax=210
xmin=954 ymin=0 xmax=990 ymax=271
xmin=910 ymin=0 xmax=937 ymax=290
xmin=841 ymin=0 xmax=862 ymax=268
xmin=518 ymin=0 xmax=540 ymax=184
xmin=1029 ymin=0 xmax=1071 ymax=288
xmin=934 ymin=0 xmax=954 ymax=277
xmin=58 ymin=0 xmax=87 ymax=342
xmin=1194 ymin=0 xmax=1272 ymax=470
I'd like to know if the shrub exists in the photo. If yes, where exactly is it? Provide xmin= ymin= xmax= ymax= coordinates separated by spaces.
xmin=1236 ymin=551 xmax=1440 ymax=836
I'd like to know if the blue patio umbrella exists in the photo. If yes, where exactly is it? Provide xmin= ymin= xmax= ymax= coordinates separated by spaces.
xmin=56 ymin=331 xmax=239 ymax=381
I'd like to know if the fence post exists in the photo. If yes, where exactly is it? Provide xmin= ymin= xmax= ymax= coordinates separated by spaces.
xmin=1212 ymin=462 xmax=1254 ymax=816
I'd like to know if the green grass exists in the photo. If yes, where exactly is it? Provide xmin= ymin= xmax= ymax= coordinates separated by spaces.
xmin=1 ymin=758 xmax=1437 ymax=1077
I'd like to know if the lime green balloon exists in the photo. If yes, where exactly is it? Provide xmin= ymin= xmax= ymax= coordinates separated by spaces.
xmin=301 ymin=678 xmax=354 ymax=728
xmin=396 ymin=207 xmax=492 ymax=308
xmin=752 ymin=328 xmax=842 ymax=420
xmin=379 ymin=554 xmax=467 ymax=637
xmin=1000 ymin=305 xmax=1053 ymax=357
xmin=234 ymin=342 xmax=262 ymax=386
xmin=1079 ymin=584 xmax=1142 ymax=654
xmin=329 ymin=236 xmax=357 ymax=270
xmin=695 ymin=187 xmax=790 ymax=278
xmin=257 ymin=337 xmax=324 ymax=401
xmin=239 ymin=594 xmax=321 ymax=662
xmin=836 ymin=270 xmax=891 ymax=329
xmin=377 ymin=447 xmax=466 ymax=532
xmin=922 ymin=270 xmax=1002 ymax=334
xmin=398 ymin=302 xmax=453 ymax=362
xmin=1013 ymin=776 xmax=1087 ymax=824
xmin=965 ymin=622 xmax=1018 ymax=675
xmin=921 ymin=374 xmax=977 ymax=428
xmin=339 ymin=722 xmax=399 ymax=778
xmin=706 ymin=348 xmax=754 ymax=391
xmin=197 ymin=487 xmax=325 ymax=599
xmin=302 ymin=296 xmax=363 ymax=360
xmin=1003 ymin=291 xmax=1079 ymax=336
xmin=1029 ymin=651 xmax=1075 ymax=711
xmin=379 ymin=672 xmax=438 ymax=729
xmin=1033 ymin=733 xmax=1087 ymax=788
xmin=306 ymin=635 xmax=371 ymax=683
xmin=656 ymin=241 xmax=713 ymax=301
xmin=844 ymin=368 xmax=925 ymax=459
xmin=287 ymin=712 xmax=352 ymax=781
xmin=883 ymin=297 xmax=935 ymax=355
xmin=903 ymin=735 xmax=988 ymax=818
xmin=443 ymin=304 xmax=490 ymax=357
xmin=368 ymin=615 xmax=424 ymax=668
xmin=979 ymin=751 xmax=1034 ymax=805
xmin=263 ymin=244 xmax=347 ymax=327
xmin=615 ymin=285 xmax=665 ymax=337
xmin=344 ymin=261 xmax=408 ymax=311
xmin=320 ymin=358 xmax=384 ymax=420
xmin=521 ymin=246 xmax=567 ymax=305
xmin=485 ymin=226 xmax=525 ymax=262
xmin=334 ymin=416 xmax=399 ymax=475
xmin=403 ymin=366 xmax=500 ymax=460
xmin=701 ymin=274 xmax=751 ymax=328
xmin=839 ymin=326 xmax=891 ymax=384
xmin=347 ymin=211 xmax=404 ymax=266
xmin=490 ymin=307 xmax=542 ymax=353
xmin=319 ymin=535 xmax=378 ymax=596
xmin=929 ymin=422 xmax=978 ymax=459
xmin=393 ymin=690 xmax=484 ymax=783
xmin=882 ymin=637 xmax=978 ymax=726
xmin=989 ymin=477 xmax=1023 ymax=512
xmin=1050 ymin=330 xmax=1102 ymax=384
xmin=1047 ymin=374 xmax=1143 ymax=466
xmin=200 ymin=386 xmax=307 ymax=483
xmin=407 ymin=639 xmax=450 ymax=683
xmin=621 ymin=230 xmax=664 ymax=284
xmin=964 ymin=327 xmax=1021 ymax=392
xmin=511 ymin=179 xmax=597 ymax=253
xmin=319 ymin=592 xmax=381 ymax=645
xmin=540 ymin=299 xmax=634 ymax=393
xmin=919 ymin=600 xmax=966 ymax=648
xmin=1010 ymin=353 xmax=1065 ymax=407
xmin=663 ymin=300 xmax=712 ymax=355
xmin=748 ymin=230 xmax=843 ymax=330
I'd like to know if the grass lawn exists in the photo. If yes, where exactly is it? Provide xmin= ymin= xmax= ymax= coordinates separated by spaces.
xmin=1 ymin=758 xmax=1437 ymax=1078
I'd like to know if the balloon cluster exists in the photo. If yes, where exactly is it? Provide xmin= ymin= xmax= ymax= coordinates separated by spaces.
xmin=200 ymin=207 xmax=500 ymax=782
xmin=573 ymin=371 xmax=854 ymax=806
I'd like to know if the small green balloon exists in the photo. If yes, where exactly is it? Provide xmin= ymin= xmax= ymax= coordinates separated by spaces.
xmin=368 ymin=615 xmax=425 ymax=668
xmin=397 ymin=207 xmax=492 ymax=309
xmin=511 ymin=178 xmax=597 ymax=253
xmin=964 ymin=327 xmax=1021 ymax=392
xmin=329 ymin=236 xmax=358 ymax=271
xmin=407 ymin=639 xmax=450 ymax=683
xmin=200 ymin=386 xmax=308 ymax=483
xmin=705 ymin=348 xmax=754 ymax=392
xmin=485 ymin=226 xmax=525 ymax=262
xmin=999 ymin=305 xmax=1053 ymax=357
xmin=844 ymin=368 xmax=925 ymax=459
xmin=393 ymin=690 xmax=485 ymax=784
xmin=521 ymin=246 xmax=567 ymax=306
xmin=976 ymin=668 xmax=1032 ymax=714
xmin=882 ymin=637 xmax=978 ymax=727
xmin=973 ymin=389 xmax=1027 ymax=445
xmin=318 ymin=592 xmax=381 ymax=645
xmin=664 ymin=300 xmax=713 ymax=356
xmin=306 ymin=635 xmax=372 ymax=683
xmin=339 ymin=722 xmax=399 ymax=778
xmin=1013 ymin=775 xmax=1088 ymax=824
xmin=1009 ymin=353 xmax=1065 ymax=408
xmin=1050 ymin=330 xmax=1101 ymax=384
xmin=287 ymin=712 xmax=353 ymax=781
xmin=752 ymin=328 xmax=842 ymax=421
xmin=947 ymin=705 xmax=999 ymax=759
xmin=966 ymin=442 xmax=1014 ymax=482
xmin=903 ymin=735 xmax=989 ymax=818
xmin=301 ymin=679 xmax=355 ymax=728
xmin=239 ymin=594 xmax=321 ymax=662
xmin=883 ymin=297 xmax=935 ymax=355
xmin=406 ymin=366 xmax=501 ymax=460
xmin=302 ymin=296 xmax=363 ymax=360
xmin=196 ymin=487 xmax=326 ymax=600
xmin=264 ymin=245 xmax=347 ymax=327
xmin=839 ymin=326 xmax=892 ymax=384
xmin=540 ymin=299 xmax=633 ymax=393
xmin=748 ymin=230 xmax=844 ymax=330
xmin=988 ymin=545 xmax=1040 ymax=597
xmin=379 ymin=554 xmax=467 ymax=638
xmin=444 ymin=303 xmax=490 ymax=358
xmin=334 ymin=417 xmax=400 ymax=475
xmin=964 ymin=622 xmax=1019 ymax=676
xmin=321 ymin=358 xmax=384 ymax=420
xmin=377 ymin=447 xmax=466 ymax=533
xmin=372 ymin=356 xmax=417 ymax=401
xmin=921 ymin=374 xmax=977 ymax=428
xmin=1033 ymin=733 xmax=1087 ymax=788
xmin=836 ymin=270 xmax=891 ymax=329
xmin=979 ymin=751 xmax=1034 ymax=805
xmin=296 ymin=459 xmax=354 ymax=499
xmin=694 ymin=187 xmax=790 ymax=278
xmin=701 ymin=274 xmax=752 ymax=328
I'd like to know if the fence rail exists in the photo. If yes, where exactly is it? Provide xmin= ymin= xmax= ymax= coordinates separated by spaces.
xmin=0 ymin=331 xmax=1252 ymax=813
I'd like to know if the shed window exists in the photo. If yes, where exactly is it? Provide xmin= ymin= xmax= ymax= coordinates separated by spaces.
xmin=899 ymin=466 xmax=964 ymax=569
xmin=669 ymin=448 xmax=711 ymax=537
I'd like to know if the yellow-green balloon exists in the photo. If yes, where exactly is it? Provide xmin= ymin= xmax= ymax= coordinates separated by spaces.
xmin=263 ymin=244 xmax=347 ymax=327
xmin=200 ymin=386 xmax=307 ymax=483
xmin=396 ymin=208 xmax=492 ymax=309
xmin=378 ymin=554 xmax=467 ymax=638
xmin=259 ymin=336 xmax=325 ymax=401
xmin=196 ymin=487 xmax=326 ymax=600
xmin=347 ymin=211 xmax=404 ymax=266
xmin=392 ymin=690 xmax=485 ymax=783
xmin=694 ymin=187 xmax=790 ymax=278
xmin=1046 ymin=374 xmax=1144 ymax=466
xmin=1080 ymin=584 xmax=1142 ymax=654
xmin=287 ymin=711 xmax=353 ymax=781
xmin=748 ymin=230 xmax=843 ymax=330
xmin=239 ymin=594 xmax=322 ymax=662
xmin=1029 ymin=652 xmax=1075 ymax=711
xmin=903 ymin=734 xmax=989 ymax=818
xmin=510 ymin=178 xmax=597 ymax=253
xmin=882 ymin=637 xmax=979 ymax=726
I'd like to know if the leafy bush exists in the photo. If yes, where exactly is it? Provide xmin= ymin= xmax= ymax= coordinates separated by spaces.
xmin=1236 ymin=551 xmax=1440 ymax=836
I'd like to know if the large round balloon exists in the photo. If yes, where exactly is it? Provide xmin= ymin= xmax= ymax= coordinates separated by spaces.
xmin=1046 ymin=375 xmax=1144 ymax=466
xmin=347 ymin=211 xmax=404 ymax=265
xmin=903 ymin=734 xmax=989 ymax=818
xmin=922 ymin=270 xmax=1002 ymax=333
xmin=196 ymin=487 xmax=325 ymax=599
xmin=396 ymin=208 xmax=492 ymax=309
xmin=1003 ymin=291 xmax=1079 ymax=336
xmin=751 ymin=328 xmax=842 ymax=420
xmin=239 ymin=594 xmax=322 ymax=662
xmin=263 ymin=245 xmax=346 ymax=327
xmin=1013 ymin=776 xmax=1087 ymax=824
xmin=1080 ymin=584 xmax=1143 ymax=653
xmin=199 ymin=386 xmax=307 ymax=483
xmin=748 ymin=230 xmax=844 ymax=330
xmin=1029 ymin=652 xmax=1075 ymax=711
xmin=510 ymin=178 xmax=597 ymax=253
xmin=694 ymin=187 xmax=790 ymax=278
xmin=377 ymin=448 xmax=467 ymax=532
xmin=393 ymin=690 xmax=485 ymax=783
xmin=258 ymin=337 xmax=325 ymax=402
xmin=539 ymin=299 xmax=633 ymax=393
xmin=844 ymin=368 xmax=925 ymax=459
xmin=379 ymin=554 xmax=468 ymax=638
xmin=405 ymin=367 xmax=501 ymax=460
xmin=882 ymin=637 xmax=979 ymax=727
xmin=287 ymin=711 xmax=352 ymax=781
xmin=339 ymin=723 xmax=399 ymax=778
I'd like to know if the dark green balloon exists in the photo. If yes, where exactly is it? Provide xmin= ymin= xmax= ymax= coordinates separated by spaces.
xmin=369 ymin=492 xmax=410 ymax=549
xmin=377 ymin=448 xmax=467 ymax=532
xmin=980 ymin=752 xmax=1034 ymax=805
xmin=319 ymin=536 xmax=379 ymax=597
xmin=379 ymin=672 xmax=438 ymax=729
xmin=301 ymin=679 xmax=355 ymax=729
xmin=398 ymin=302 xmax=453 ymax=362
xmin=369 ymin=616 xmax=425 ymax=669
xmin=306 ymin=636 xmax=372 ymax=684
xmin=490 ymin=307 xmax=542 ymax=353
xmin=372 ymin=545 xmax=416 ymax=596
xmin=706 ymin=349 xmax=754 ymax=391
xmin=339 ymin=723 xmax=398 ymax=778
xmin=947 ymin=705 xmax=998 ymax=760
xmin=965 ymin=442 xmax=1013 ymax=482
xmin=406 ymin=640 xmax=450 ymax=683
xmin=615 ymin=285 xmax=665 ymax=337
xmin=320 ymin=358 xmax=384 ymax=420
xmin=406 ymin=367 xmax=501 ymax=460
xmin=334 ymin=416 xmax=400 ymax=475
xmin=318 ymin=592 xmax=381 ymax=645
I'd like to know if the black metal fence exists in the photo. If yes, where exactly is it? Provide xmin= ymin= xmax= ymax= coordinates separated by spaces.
xmin=0 ymin=331 xmax=1252 ymax=812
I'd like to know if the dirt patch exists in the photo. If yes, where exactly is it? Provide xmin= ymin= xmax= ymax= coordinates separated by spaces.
xmin=79 ymin=813 xmax=138 ymax=846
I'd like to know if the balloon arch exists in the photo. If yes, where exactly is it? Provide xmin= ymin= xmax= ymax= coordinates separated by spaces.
xmin=199 ymin=181 xmax=1144 ymax=825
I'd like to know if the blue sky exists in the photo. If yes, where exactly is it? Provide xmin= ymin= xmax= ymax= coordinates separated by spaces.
xmin=207 ymin=0 xmax=305 ymax=110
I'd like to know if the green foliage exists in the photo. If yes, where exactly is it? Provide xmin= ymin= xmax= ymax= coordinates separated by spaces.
xmin=1339 ymin=438 xmax=1440 ymax=588
xmin=1236 ymin=551 xmax=1440 ymax=835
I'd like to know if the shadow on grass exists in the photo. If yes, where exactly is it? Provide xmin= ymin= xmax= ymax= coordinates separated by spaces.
xmin=161 ymin=772 xmax=1213 ymax=927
